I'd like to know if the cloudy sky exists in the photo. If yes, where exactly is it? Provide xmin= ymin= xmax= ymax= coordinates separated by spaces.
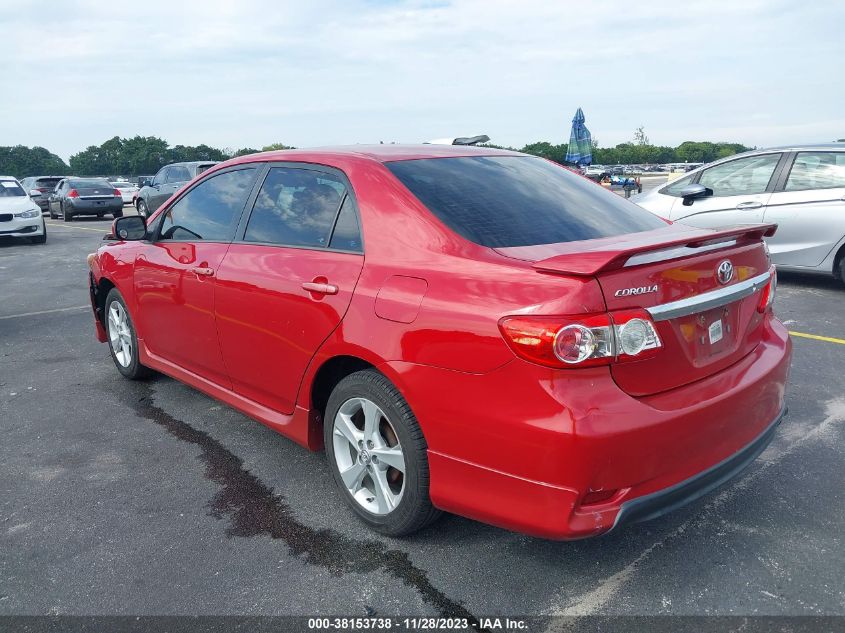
xmin=1 ymin=0 xmax=843 ymax=159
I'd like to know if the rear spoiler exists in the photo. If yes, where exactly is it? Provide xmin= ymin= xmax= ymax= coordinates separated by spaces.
xmin=532 ymin=224 xmax=778 ymax=276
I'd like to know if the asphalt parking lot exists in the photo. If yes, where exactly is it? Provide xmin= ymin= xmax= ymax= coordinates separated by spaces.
xmin=0 ymin=210 xmax=843 ymax=620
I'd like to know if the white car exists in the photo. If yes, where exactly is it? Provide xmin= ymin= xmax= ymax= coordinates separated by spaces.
xmin=0 ymin=176 xmax=46 ymax=244
xmin=110 ymin=181 xmax=139 ymax=205
xmin=633 ymin=144 xmax=845 ymax=285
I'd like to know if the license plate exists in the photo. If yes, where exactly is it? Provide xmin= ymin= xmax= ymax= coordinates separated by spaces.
xmin=708 ymin=319 xmax=724 ymax=344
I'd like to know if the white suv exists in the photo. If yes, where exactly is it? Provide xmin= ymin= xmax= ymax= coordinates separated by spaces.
xmin=633 ymin=144 xmax=845 ymax=285
xmin=0 ymin=176 xmax=46 ymax=244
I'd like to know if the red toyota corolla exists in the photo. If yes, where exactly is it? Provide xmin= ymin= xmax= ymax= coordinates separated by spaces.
xmin=87 ymin=145 xmax=791 ymax=539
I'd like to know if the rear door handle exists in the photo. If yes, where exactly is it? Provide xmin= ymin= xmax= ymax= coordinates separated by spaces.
xmin=302 ymin=281 xmax=338 ymax=295
xmin=735 ymin=201 xmax=763 ymax=209
xmin=191 ymin=266 xmax=214 ymax=277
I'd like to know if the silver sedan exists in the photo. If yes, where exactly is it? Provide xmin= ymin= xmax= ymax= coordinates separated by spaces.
xmin=633 ymin=144 xmax=845 ymax=285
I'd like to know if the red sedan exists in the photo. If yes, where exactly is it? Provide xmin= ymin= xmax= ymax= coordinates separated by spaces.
xmin=87 ymin=145 xmax=791 ymax=539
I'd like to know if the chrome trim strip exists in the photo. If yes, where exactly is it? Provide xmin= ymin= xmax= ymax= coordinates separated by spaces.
xmin=646 ymin=271 xmax=771 ymax=322
xmin=625 ymin=239 xmax=738 ymax=267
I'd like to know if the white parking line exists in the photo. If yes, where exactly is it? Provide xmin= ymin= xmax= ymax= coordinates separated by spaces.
xmin=0 ymin=305 xmax=89 ymax=320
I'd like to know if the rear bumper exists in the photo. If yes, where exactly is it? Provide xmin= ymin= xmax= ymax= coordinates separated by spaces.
xmin=68 ymin=199 xmax=123 ymax=214
xmin=391 ymin=315 xmax=791 ymax=539
xmin=612 ymin=405 xmax=785 ymax=530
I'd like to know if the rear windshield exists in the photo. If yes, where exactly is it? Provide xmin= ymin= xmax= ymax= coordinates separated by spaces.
xmin=111 ymin=182 xmax=135 ymax=189
xmin=35 ymin=178 xmax=61 ymax=189
xmin=69 ymin=179 xmax=112 ymax=189
xmin=0 ymin=180 xmax=26 ymax=197
xmin=386 ymin=156 xmax=665 ymax=248
xmin=197 ymin=163 xmax=216 ymax=174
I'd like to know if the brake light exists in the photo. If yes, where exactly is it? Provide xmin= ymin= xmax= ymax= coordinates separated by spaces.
xmin=114 ymin=189 xmax=122 ymax=197
xmin=67 ymin=189 xmax=79 ymax=198
xmin=498 ymin=309 xmax=662 ymax=369
xmin=757 ymin=267 xmax=777 ymax=313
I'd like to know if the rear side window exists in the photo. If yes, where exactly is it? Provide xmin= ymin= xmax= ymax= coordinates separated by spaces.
xmin=166 ymin=166 xmax=191 ymax=183
xmin=785 ymin=152 xmax=845 ymax=191
xmin=697 ymin=154 xmax=780 ymax=197
xmin=158 ymin=168 xmax=257 ymax=242
xmin=244 ymin=167 xmax=347 ymax=248
xmin=386 ymin=156 xmax=665 ymax=248
xmin=328 ymin=196 xmax=362 ymax=252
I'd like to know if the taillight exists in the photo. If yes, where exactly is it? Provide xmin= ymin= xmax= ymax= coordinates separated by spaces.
xmin=498 ymin=309 xmax=662 ymax=369
xmin=114 ymin=189 xmax=122 ymax=197
xmin=757 ymin=266 xmax=777 ymax=313
xmin=67 ymin=189 xmax=79 ymax=198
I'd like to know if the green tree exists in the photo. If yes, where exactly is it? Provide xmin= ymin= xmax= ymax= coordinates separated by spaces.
xmin=0 ymin=145 xmax=69 ymax=178
xmin=261 ymin=142 xmax=295 ymax=151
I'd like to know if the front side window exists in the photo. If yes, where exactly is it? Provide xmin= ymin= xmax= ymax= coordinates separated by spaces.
xmin=166 ymin=166 xmax=191 ymax=183
xmin=785 ymin=152 xmax=845 ymax=191
xmin=243 ymin=167 xmax=346 ymax=248
xmin=661 ymin=174 xmax=694 ymax=197
xmin=158 ymin=168 xmax=257 ymax=242
xmin=697 ymin=154 xmax=780 ymax=197
xmin=152 ymin=168 xmax=168 ymax=186
xmin=386 ymin=156 xmax=665 ymax=248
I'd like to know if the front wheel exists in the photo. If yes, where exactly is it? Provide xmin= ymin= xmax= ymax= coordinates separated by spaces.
xmin=62 ymin=204 xmax=72 ymax=222
xmin=31 ymin=223 xmax=46 ymax=244
xmin=113 ymin=209 xmax=123 ymax=218
xmin=104 ymin=288 xmax=152 ymax=380
xmin=324 ymin=369 xmax=441 ymax=536
xmin=136 ymin=199 xmax=149 ymax=219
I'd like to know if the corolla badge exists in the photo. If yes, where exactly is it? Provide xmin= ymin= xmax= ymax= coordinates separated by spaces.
xmin=615 ymin=285 xmax=659 ymax=297
xmin=716 ymin=260 xmax=734 ymax=285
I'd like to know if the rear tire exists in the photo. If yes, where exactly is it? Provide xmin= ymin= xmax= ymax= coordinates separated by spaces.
xmin=837 ymin=255 xmax=845 ymax=287
xmin=62 ymin=204 xmax=72 ymax=222
xmin=104 ymin=288 xmax=152 ymax=380
xmin=324 ymin=369 xmax=441 ymax=536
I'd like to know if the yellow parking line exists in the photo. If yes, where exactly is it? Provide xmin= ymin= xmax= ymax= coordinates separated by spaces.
xmin=45 ymin=222 xmax=109 ymax=233
xmin=789 ymin=331 xmax=845 ymax=346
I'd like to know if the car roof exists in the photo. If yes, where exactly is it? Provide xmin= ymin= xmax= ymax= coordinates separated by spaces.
xmin=229 ymin=144 xmax=522 ymax=165
xmin=167 ymin=161 xmax=219 ymax=167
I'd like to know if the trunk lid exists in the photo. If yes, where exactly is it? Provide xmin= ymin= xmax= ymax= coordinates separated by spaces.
xmin=496 ymin=224 xmax=776 ymax=396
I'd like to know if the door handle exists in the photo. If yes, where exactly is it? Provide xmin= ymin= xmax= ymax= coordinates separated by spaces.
xmin=735 ymin=201 xmax=763 ymax=209
xmin=191 ymin=266 xmax=214 ymax=277
xmin=302 ymin=281 xmax=338 ymax=295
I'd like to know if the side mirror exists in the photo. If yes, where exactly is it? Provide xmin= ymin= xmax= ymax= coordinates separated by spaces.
xmin=140 ymin=178 xmax=152 ymax=188
xmin=112 ymin=215 xmax=147 ymax=241
xmin=680 ymin=183 xmax=713 ymax=206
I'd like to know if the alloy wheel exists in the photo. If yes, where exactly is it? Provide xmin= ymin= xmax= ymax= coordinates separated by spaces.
xmin=107 ymin=302 xmax=133 ymax=367
xmin=332 ymin=397 xmax=406 ymax=515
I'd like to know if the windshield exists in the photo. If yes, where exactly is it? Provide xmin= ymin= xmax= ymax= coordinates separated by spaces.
xmin=0 ymin=180 xmax=26 ymax=197
xmin=386 ymin=156 xmax=665 ymax=248
xmin=69 ymin=179 xmax=112 ymax=189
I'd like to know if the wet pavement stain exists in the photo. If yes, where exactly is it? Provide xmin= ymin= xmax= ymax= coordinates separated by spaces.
xmin=127 ymin=381 xmax=484 ymax=627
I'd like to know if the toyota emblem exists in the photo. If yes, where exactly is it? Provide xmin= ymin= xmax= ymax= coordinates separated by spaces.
xmin=716 ymin=260 xmax=734 ymax=285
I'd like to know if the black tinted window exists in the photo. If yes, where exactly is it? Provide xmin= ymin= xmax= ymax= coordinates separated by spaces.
xmin=35 ymin=178 xmax=61 ymax=189
xmin=386 ymin=156 xmax=665 ymax=248
xmin=166 ymin=166 xmax=191 ymax=183
xmin=159 ymin=168 xmax=257 ymax=242
xmin=244 ymin=168 xmax=345 ymax=248
xmin=69 ymin=179 xmax=111 ymax=189
xmin=329 ymin=196 xmax=362 ymax=252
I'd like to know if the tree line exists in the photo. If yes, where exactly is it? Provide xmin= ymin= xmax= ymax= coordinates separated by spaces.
xmin=1 ymin=134 xmax=752 ymax=179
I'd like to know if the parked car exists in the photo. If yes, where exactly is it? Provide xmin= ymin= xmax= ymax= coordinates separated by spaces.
xmin=19 ymin=176 xmax=63 ymax=213
xmin=88 ymin=145 xmax=790 ymax=539
xmin=634 ymin=144 xmax=845 ymax=285
xmin=48 ymin=177 xmax=124 ymax=221
xmin=0 ymin=176 xmax=46 ymax=243
xmin=583 ymin=164 xmax=609 ymax=182
xmin=135 ymin=161 xmax=218 ymax=218
xmin=110 ymin=181 xmax=139 ymax=205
